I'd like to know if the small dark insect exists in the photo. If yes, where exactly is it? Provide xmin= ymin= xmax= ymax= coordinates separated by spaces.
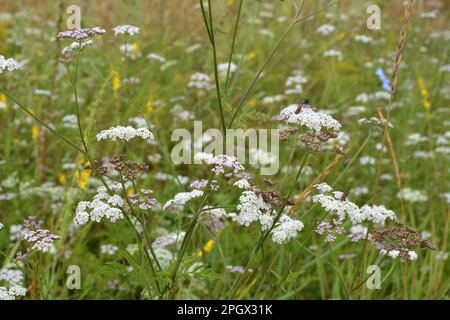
xmin=340 ymin=192 xmax=349 ymax=201
xmin=295 ymin=99 xmax=310 ymax=114
xmin=263 ymin=179 xmax=276 ymax=186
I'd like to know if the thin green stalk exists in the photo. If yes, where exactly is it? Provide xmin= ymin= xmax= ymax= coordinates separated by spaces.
xmin=199 ymin=0 xmax=227 ymax=135
xmin=168 ymin=190 xmax=211 ymax=298
xmin=224 ymin=0 xmax=243 ymax=94
xmin=228 ymin=0 xmax=340 ymax=128
xmin=0 ymin=86 xmax=85 ymax=154
xmin=228 ymin=153 xmax=310 ymax=298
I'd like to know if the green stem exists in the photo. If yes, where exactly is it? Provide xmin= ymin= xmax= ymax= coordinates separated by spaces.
xmin=199 ymin=0 xmax=227 ymax=136
xmin=0 ymin=86 xmax=85 ymax=154
xmin=224 ymin=0 xmax=243 ymax=94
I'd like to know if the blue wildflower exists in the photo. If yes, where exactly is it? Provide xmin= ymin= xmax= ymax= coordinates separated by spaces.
xmin=375 ymin=67 xmax=392 ymax=92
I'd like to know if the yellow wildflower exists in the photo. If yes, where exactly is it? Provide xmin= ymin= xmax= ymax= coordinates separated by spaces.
xmin=197 ymin=239 xmax=215 ymax=257
xmin=203 ymin=239 xmax=214 ymax=253
xmin=0 ymin=93 xmax=7 ymax=111
xmin=131 ymin=42 xmax=140 ymax=52
xmin=32 ymin=126 xmax=39 ymax=141
xmin=248 ymin=98 xmax=257 ymax=108
xmin=145 ymin=100 xmax=154 ymax=115
xmin=111 ymin=68 xmax=121 ymax=95
xmin=75 ymin=163 xmax=91 ymax=190
xmin=417 ymin=77 xmax=431 ymax=110
xmin=58 ymin=173 xmax=67 ymax=185
xmin=247 ymin=51 xmax=257 ymax=61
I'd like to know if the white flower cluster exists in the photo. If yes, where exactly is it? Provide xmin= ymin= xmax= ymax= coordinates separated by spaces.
xmin=0 ymin=268 xmax=26 ymax=300
xmin=233 ymin=191 xmax=273 ymax=229
xmin=312 ymin=183 xmax=396 ymax=225
xmin=100 ymin=244 xmax=119 ymax=256
xmin=112 ymin=25 xmax=140 ymax=36
xmin=312 ymin=191 xmax=363 ymax=224
xmin=360 ymin=205 xmax=396 ymax=225
xmin=354 ymin=34 xmax=373 ymax=43
xmin=0 ymin=55 xmax=21 ymax=74
xmin=323 ymin=49 xmax=343 ymax=60
xmin=96 ymin=125 xmax=154 ymax=142
xmin=271 ymin=215 xmax=304 ymax=244
xmin=0 ymin=222 xmax=3 ymax=230
xmin=284 ymin=70 xmax=307 ymax=95
xmin=356 ymin=91 xmax=391 ymax=103
xmin=280 ymin=104 xmax=341 ymax=135
xmin=188 ymin=72 xmax=214 ymax=90
xmin=218 ymin=62 xmax=237 ymax=74
xmin=75 ymin=186 xmax=125 ymax=225
xmin=397 ymin=188 xmax=428 ymax=203
xmin=194 ymin=153 xmax=245 ymax=175
xmin=147 ymin=53 xmax=166 ymax=62
xmin=163 ymin=189 xmax=204 ymax=210
xmin=0 ymin=285 xmax=27 ymax=300
xmin=316 ymin=24 xmax=335 ymax=35
xmin=62 ymin=39 xmax=94 ymax=54
xmin=380 ymin=249 xmax=418 ymax=261
xmin=234 ymin=179 xmax=250 ymax=189
xmin=232 ymin=191 xmax=304 ymax=244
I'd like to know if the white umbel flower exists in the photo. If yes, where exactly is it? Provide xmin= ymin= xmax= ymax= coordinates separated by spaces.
xmin=163 ymin=190 xmax=204 ymax=210
xmin=0 ymin=285 xmax=27 ymax=300
xmin=0 ymin=269 xmax=24 ymax=286
xmin=112 ymin=25 xmax=140 ymax=36
xmin=218 ymin=62 xmax=237 ymax=74
xmin=234 ymin=179 xmax=250 ymax=189
xmin=0 ymin=55 xmax=21 ymax=74
xmin=360 ymin=205 xmax=396 ymax=225
xmin=280 ymin=104 xmax=341 ymax=135
xmin=96 ymin=125 xmax=154 ymax=142
xmin=234 ymin=191 xmax=272 ymax=228
xmin=271 ymin=215 xmax=304 ymax=244
xmin=312 ymin=193 xmax=362 ymax=223
xmin=408 ymin=251 xmax=418 ymax=260
xmin=316 ymin=24 xmax=335 ymax=35
xmin=195 ymin=153 xmax=244 ymax=175
xmin=314 ymin=182 xmax=333 ymax=193
xmin=397 ymin=188 xmax=428 ymax=203
xmin=62 ymin=39 xmax=94 ymax=54
xmin=75 ymin=186 xmax=125 ymax=225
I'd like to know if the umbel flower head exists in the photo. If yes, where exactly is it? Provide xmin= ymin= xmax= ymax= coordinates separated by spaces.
xmin=279 ymin=103 xmax=341 ymax=135
xmin=312 ymin=183 xmax=396 ymax=225
xmin=15 ymin=216 xmax=60 ymax=260
xmin=0 ymin=285 xmax=27 ymax=300
xmin=75 ymin=186 xmax=125 ymax=225
xmin=62 ymin=39 xmax=94 ymax=54
xmin=0 ymin=55 xmax=21 ymax=74
xmin=271 ymin=215 xmax=304 ymax=244
xmin=57 ymin=27 xmax=106 ymax=40
xmin=112 ymin=25 xmax=140 ymax=36
xmin=163 ymin=189 xmax=204 ymax=211
xmin=96 ymin=125 xmax=154 ymax=142
xmin=0 ymin=268 xmax=26 ymax=300
xmin=375 ymin=221 xmax=435 ymax=262
xmin=233 ymin=190 xmax=273 ymax=229
xmin=194 ymin=153 xmax=245 ymax=176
